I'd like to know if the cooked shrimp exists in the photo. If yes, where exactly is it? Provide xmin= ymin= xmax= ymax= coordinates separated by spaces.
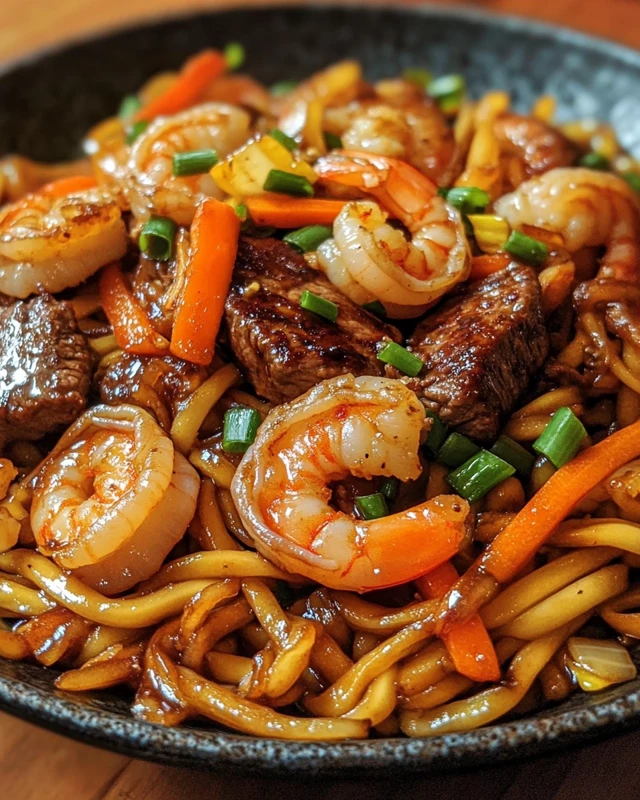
xmin=315 ymin=151 xmax=470 ymax=318
xmin=31 ymin=404 xmax=199 ymax=595
xmin=126 ymin=103 xmax=251 ymax=225
xmin=494 ymin=167 xmax=640 ymax=282
xmin=0 ymin=188 xmax=127 ymax=298
xmin=231 ymin=374 xmax=469 ymax=592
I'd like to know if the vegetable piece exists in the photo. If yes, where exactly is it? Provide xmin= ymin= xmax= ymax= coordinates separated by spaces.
xmin=469 ymin=253 xmax=512 ymax=281
xmin=299 ymin=290 xmax=339 ymax=322
xmin=270 ymin=80 xmax=298 ymax=96
xmin=222 ymin=407 xmax=261 ymax=453
xmin=224 ymin=42 xmax=245 ymax=71
xmin=490 ymin=435 xmax=535 ymax=478
xmin=269 ymin=128 xmax=297 ymax=152
xmin=467 ymin=214 xmax=510 ymax=254
xmin=446 ymin=451 xmax=515 ymax=504
xmin=355 ymin=493 xmax=389 ymax=520
xmin=40 ymin=176 xmax=98 ymax=197
xmin=134 ymin=49 xmax=227 ymax=122
xmin=622 ymin=171 xmax=640 ymax=193
xmin=437 ymin=433 xmax=480 ymax=469
xmin=283 ymin=224 xmax=333 ymax=253
xmin=362 ymin=300 xmax=387 ymax=317
xmin=263 ymin=169 xmax=314 ymax=197
xmin=244 ymin=195 xmax=346 ymax=227
xmin=118 ymin=94 xmax=142 ymax=120
xmin=567 ymin=637 xmax=636 ymax=690
xmin=172 ymin=149 xmax=219 ymax=176
xmin=416 ymin=561 xmax=500 ymax=683
xmin=445 ymin=187 xmax=490 ymax=214
xmin=503 ymin=230 xmax=549 ymax=266
xmin=424 ymin=411 xmax=448 ymax=457
xmin=377 ymin=341 xmax=424 ymax=377
xmin=125 ymin=120 xmax=149 ymax=145
xmin=379 ymin=477 xmax=399 ymax=501
xmin=99 ymin=262 xmax=170 ymax=357
xmin=402 ymin=67 xmax=432 ymax=88
xmin=139 ymin=216 xmax=178 ymax=261
xmin=577 ymin=152 xmax=610 ymax=170
xmin=532 ymin=406 xmax=588 ymax=468
xmin=324 ymin=131 xmax=343 ymax=150
xmin=429 ymin=74 xmax=465 ymax=112
xmin=170 ymin=198 xmax=240 ymax=366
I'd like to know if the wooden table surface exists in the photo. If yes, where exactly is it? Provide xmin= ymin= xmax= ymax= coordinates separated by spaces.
xmin=3 ymin=0 xmax=640 ymax=798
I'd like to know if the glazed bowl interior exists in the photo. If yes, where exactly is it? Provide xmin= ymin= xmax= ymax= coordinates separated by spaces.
xmin=2 ymin=3 xmax=640 ymax=777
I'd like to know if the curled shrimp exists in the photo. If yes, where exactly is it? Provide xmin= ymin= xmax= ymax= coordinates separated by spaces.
xmin=231 ymin=374 xmax=469 ymax=592
xmin=126 ymin=103 xmax=251 ymax=225
xmin=31 ymin=403 xmax=199 ymax=595
xmin=494 ymin=167 xmax=640 ymax=282
xmin=315 ymin=151 xmax=470 ymax=318
xmin=0 ymin=188 xmax=127 ymax=298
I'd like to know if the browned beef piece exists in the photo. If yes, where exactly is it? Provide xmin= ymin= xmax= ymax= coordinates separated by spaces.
xmin=0 ymin=295 xmax=91 ymax=441
xmin=224 ymin=237 xmax=402 ymax=404
xmin=399 ymin=264 xmax=549 ymax=441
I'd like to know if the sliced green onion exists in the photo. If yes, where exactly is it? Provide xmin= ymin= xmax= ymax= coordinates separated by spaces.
xmin=355 ymin=493 xmax=389 ymax=520
xmin=490 ymin=435 xmax=535 ymax=478
xmin=578 ymin=152 xmax=610 ymax=170
xmin=532 ymin=406 xmax=587 ymax=468
xmin=403 ymin=67 xmax=432 ymax=88
xmin=379 ymin=476 xmax=399 ymax=501
xmin=263 ymin=169 xmax=314 ymax=197
xmin=437 ymin=186 xmax=450 ymax=199
xmin=446 ymin=450 xmax=515 ymax=504
xmin=324 ymin=131 xmax=343 ymax=150
xmin=224 ymin=42 xmax=245 ymax=71
xmin=283 ymin=225 xmax=333 ymax=253
xmin=377 ymin=341 xmax=424 ymax=377
xmin=299 ymin=290 xmax=339 ymax=322
xmin=530 ymin=455 xmax=557 ymax=494
xmin=233 ymin=202 xmax=249 ymax=222
xmin=222 ymin=407 xmax=261 ymax=453
xmin=445 ymin=186 xmax=490 ymax=214
xmin=437 ymin=432 xmax=480 ymax=469
xmin=429 ymin=74 xmax=465 ymax=99
xmin=503 ymin=229 xmax=549 ymax=266
xmin=118 ymin=94 xmax=141 ymax=120
xmin=424 ymin=411 xmax=448 ymax=457
xmin=622 ymin=171 xmax=640 ymax=193
xmin=362 ymin=300 xmax=387 ymax=317
xmin=125 ymin=120 xmax=149 ymax=145
xmin=172 ymin=149 xmax=219 ymax=177
xmin=139 ymin=216 xmax=177 ymax=261
xmin=270 ymin=80 xmax=298 ymax=96
xmin=270 ymin=128 xmax=297 ymax=152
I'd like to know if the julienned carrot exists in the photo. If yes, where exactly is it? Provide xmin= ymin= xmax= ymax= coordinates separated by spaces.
xmin=469 ymin=253 xmax=512 ymax=281
xmin=244 ymin=195 xmax=348 ymax=227
xmin=417 ymin=562 xmax=500 ymax=683
xmin=170 ymin=198 xmax=240 ymax=366
xmin=99 ymin=262 xmax=170 ymax=357
xmin=134 ymin=50 xmax=226 ymax=123
xmin=40 ymin=176 xmax=98 ymax=197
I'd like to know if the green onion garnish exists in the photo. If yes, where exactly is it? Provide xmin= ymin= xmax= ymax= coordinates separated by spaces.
xmin=299 ymin=290 xmax=339 ymax=322
xmin=324 ymin=131 xmax=343 ymax=150
xmin=270 ymin=80 xmax=298 ymax=96
xmin=532 ymin=406 xmax=587 ymax=468
xmin=446 ymin=450 xmax=516 ymax=504
xmin=118 ymin=94 xmax=142 ymax=120
xmin=503 ymin=229 xmax=549 ymax=266
xmin=125 ymin=120 xmax=149 ymax=145
xmin=622 ymin=171 xmax=640 ymax=193
xmin=424 ymin=411 xmax=448 ymax=457
xmin=362 ymin=300 xmax=387 ymax=317
xmin=437 ymin=432 xmax=480 ymax=469
xmin=222 ymin=406 xmax=261 ymax=453
xmin=530 ymin=456 xmax=557 ymax=493
xmin=233 ymin=202 xmax=249 ymax=222
xmin=445 ymin=186 xmax=490 ymax=214
xmin=377 ymin=341 xmax=424 ymax=377
xmin=224 ymin=42 xmax=245 ymax=71
xmin=270 ymin=128 xmax=297 ymax=152
xmin=139 ymin=216 xmax=177 ymax=261
xmin=437 ymin=186 xmax=451 ymax=199
xmin=263 ymin=169 xmax=314 ymax=197
xmin=172 ymin=149 xmax=219 ymax=177
xmin=355 ymin=493 xmax=389 ymax=520
xmin=379 ymin=476 xmax=399 ymax=501
xmin=429 ymin=74 xmax=465 ymax=111
xmin=578 ymin=152 xmax=610 ymax=170
xmin=283 ymin=225 xmax=333 ymax=253
xmin=403 ymin=67 xmax=432 ymax=88
xmin=490 ymin=435 xmax=535 ymax=478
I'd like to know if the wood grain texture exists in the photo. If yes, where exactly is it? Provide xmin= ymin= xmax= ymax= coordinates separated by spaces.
xmin=2 ymin=0 xmax=640 ymax=797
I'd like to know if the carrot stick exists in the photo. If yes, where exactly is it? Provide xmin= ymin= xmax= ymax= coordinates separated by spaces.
xmin=99 ymin=262 xmax=170 ymax=357
xmin=134 ymin=50 xmax=226 ymax=123
xmin=40 ymin=176 xmax=98 ymax=197
xmin=244 ymin=194 xmax=348 ymax=227
xmin=417 ymin=562 xmax=500 ymax=683
xmin=170 ymin=198 xmax=240 ymax=366
xmin=469 ymin=253 xmax=512 ymax=281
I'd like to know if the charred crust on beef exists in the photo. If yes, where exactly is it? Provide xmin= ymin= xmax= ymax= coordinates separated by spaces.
xmin=224 ymin=237 xmax=402 ymax=404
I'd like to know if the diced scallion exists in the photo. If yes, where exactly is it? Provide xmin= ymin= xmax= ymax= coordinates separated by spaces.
xmin=377 ymin=341 xmax=424 ymax=377
xmin=224 ymin=42 xmax=245 ymax=71
xmin=324 ymin=131 xmax=343 ymax=150
xmin=622 ymin=171 xmax=640 ymax=193
xmin=139 ymin=216 xmax=177 ymax=261
xmin=270 ymin=128 xmax=297 ymax=152
xmin=424 ymin=411 xmax=448 ymax=457
xmin=125 ymin=120 xmax=149 ymax=145
xmin=428 ymin=74 xmax=465 ymax=111
xmin=578 ymin=151 xmax=610 ymax=170
xmin=263 ymin=169 xmax=314 ymax=197
xmin=437 ymin=432 xmax=480 ymax=469
xmin=490 ymin=435 xmax=535 ymax=478
xmin=403 ymin=67 xmax=432 ymax=88
xmin=362 ymin=300 xmax=387 ymax=317
xmin=283 ymin=225 xmax=333 ymax=254
xmin=355 ymin=493 xmax=389 ymax=520
xmin=532 ymin=406 xmax=587 ymax=468
xmin=270 ymin=80 xmax=298 ymax=96
xmin=446 ymin=450 xmax=516 ymax=503
xmin=503 ymin=229 xmax=549 ymax=266
xmin=118 ymin=94 xmax=141 ymax=120
xmin=299 ymin=290 xmax=339 ymax=323
xmin=379 ymin=477 xmax=399 ymax=500
xmin=172 ymin=149 xmax=219 ymax=176
xmin=222 ymin=406 xmax=261 ymax=453
xmin=445 ymin=187 xmax=490 ymax=214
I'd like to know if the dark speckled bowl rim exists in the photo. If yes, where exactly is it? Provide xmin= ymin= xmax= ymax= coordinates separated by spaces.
xmin=3 ymin=3 xmax=640 ymax=777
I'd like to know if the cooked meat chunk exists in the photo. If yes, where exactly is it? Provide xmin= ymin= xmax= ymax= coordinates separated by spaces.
xmin=130 ymin=255 xmax=175 ymax=339
xmin=399 ymin=264 xmax=549 ymax=441
xmin=0 ymin=294 xmax=91 ymax=441
xmin=225 ymin=237 xmax=402 ymax=404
